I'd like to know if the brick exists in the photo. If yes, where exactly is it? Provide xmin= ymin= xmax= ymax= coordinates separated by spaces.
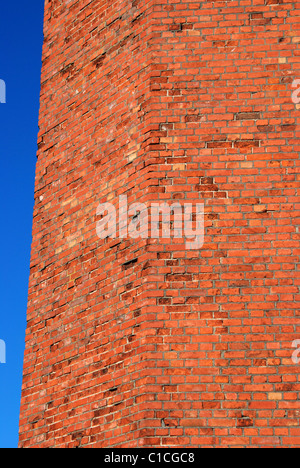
xmin=19 ymin=0 xmax=300 ymax=449
xmin=235 ymin=112 xmax=261 ymax=121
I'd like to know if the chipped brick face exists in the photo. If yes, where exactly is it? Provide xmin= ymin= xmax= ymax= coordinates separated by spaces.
xmin=19 ymin=0 xmax=300 ymax=448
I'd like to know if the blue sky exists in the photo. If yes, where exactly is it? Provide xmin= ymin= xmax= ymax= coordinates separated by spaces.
xmin=0 ymin=1 xmax=44 ymax=448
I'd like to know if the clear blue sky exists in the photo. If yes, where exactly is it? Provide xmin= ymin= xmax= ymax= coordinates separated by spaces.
xmin=0 ymin=1 xmax=44 ymax=448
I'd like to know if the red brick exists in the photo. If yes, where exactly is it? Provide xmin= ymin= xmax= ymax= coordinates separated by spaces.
xmin=19 ymin=0 xmax=300 ymax=449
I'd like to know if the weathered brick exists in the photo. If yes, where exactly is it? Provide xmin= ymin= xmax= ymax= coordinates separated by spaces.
xmin=19 ymin=0 xmax=300 ymax=449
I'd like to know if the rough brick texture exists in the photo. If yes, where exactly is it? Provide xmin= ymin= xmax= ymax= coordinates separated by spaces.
xmin=19 ymin=0 xmax=300 ymax=448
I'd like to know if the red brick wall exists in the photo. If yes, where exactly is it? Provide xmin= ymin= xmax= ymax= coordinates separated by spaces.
xmin=19 ymin=0 xmax=300 ymax=447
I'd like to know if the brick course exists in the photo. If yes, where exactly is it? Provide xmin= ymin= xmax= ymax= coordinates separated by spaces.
xmin=19 ymin=0 xmax=300 ymax=447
